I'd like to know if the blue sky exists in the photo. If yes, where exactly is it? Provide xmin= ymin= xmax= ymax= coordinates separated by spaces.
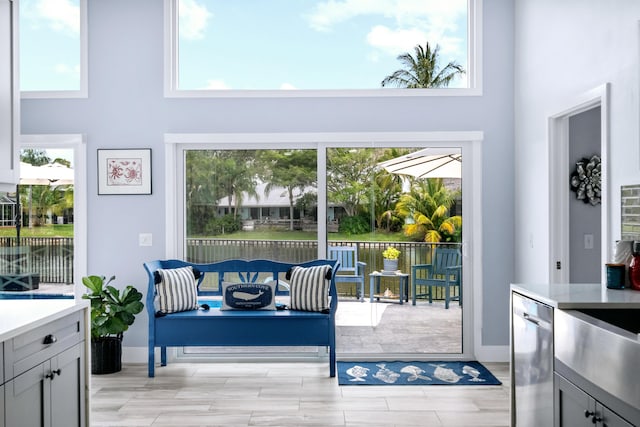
xmin=178 ymin=0 xmax=468 ymax=90
xmin=19 ymin=0 xmax=81 ymax=91
xmin=18 ymin=0 xmax=468 ymax=92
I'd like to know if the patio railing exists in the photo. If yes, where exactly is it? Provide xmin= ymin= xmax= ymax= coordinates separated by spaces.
xmin=0 ymin=236 xmax=461 ymax=302
xmin=187 ymin=238 xmax=462 ymax=300
xmin=0 ymin=237 xmax=74 ymax=284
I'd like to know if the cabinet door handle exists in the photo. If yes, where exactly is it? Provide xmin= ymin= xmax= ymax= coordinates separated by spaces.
xmin=585 ymin=410 xmax=595 ymax=418
xmin=45 ymin=369 xmax=61 ymax=380
xmin=43 ymin=334 xmax=57 ymax=344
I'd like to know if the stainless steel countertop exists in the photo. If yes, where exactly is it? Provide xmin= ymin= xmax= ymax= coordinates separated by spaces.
xmin=510 ymin=283 xmax=640 ymax=308
xmin=0 ymin=299 xmax=89 ymax=342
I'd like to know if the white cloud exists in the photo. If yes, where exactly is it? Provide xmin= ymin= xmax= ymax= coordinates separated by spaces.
xmin=179 ymin=0 xmax=212 ymax=40
xmin=280 ymin=83 xmax=297 ymax=90
xmin=35 ymin=0 xmax=80 ymax=34
xmin=306 ymin=0 xmax=466 ymax=32
xmin=366 ymin=25 xmax=464 ymax=58
xmin=202 ymin=79 xmax=230 ymax=90
xmin=366 ymin=25 xmax=426 ymax=56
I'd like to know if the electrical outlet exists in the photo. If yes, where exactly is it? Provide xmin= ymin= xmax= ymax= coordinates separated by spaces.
xmin=139 ymin=233 xmax=153 ymax=247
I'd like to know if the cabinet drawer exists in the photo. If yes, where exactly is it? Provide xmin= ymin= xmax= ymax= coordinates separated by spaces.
xmin=4 ymin=311 xmax=84 ymax=379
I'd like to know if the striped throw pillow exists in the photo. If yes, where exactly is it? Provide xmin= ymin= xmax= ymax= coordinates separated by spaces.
xmin=289 ymin=265 xmax=332 ymax=313
xmin=156 ymin=266 xmax=199 ymax=314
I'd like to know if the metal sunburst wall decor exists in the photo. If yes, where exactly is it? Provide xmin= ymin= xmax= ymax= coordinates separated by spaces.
xmin=570 ymin=155 xmax=601 ymax=205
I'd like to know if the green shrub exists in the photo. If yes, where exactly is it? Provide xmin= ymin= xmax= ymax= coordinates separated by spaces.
xmin=339 ymin=215 xmax=371 ymax=235
xmin=206 ymin=214 xmax=242 ymax=235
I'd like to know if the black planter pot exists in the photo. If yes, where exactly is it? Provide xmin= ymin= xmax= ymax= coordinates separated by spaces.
xmin=91 ymin=337 xmax=122 ymax=375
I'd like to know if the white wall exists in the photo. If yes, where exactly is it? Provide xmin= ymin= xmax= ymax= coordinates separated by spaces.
xmin=21 ymin=0 xmax=515 ymax=352
xmin=514 ymin=0 xmax=640 ymax=283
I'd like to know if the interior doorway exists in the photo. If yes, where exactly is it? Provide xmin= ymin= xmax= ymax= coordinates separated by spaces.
xmin=549 ymin=84 xmax=610 ymax=284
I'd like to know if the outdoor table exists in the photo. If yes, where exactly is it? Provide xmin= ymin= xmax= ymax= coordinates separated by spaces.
xmin=369 ymin=271 xmax=409 ymax=304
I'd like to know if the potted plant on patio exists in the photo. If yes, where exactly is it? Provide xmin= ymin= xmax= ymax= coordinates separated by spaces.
xmin=81 ymin=275 xmax=144 ymax=374
xmin=382 ymin=246 xmax=401 ymax=272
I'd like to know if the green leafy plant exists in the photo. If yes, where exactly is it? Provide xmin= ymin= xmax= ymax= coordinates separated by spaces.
xmin=81 ymin=275 xmax=144 ymax=341
xmin=382 ymin=246 xmax=401 ymax=260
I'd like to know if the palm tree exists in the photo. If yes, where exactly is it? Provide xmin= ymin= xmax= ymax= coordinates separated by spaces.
xmin=381 ymin=42 xmax=465 ymax=88
xmin=396 ymin=178 xmax=462 ymax=243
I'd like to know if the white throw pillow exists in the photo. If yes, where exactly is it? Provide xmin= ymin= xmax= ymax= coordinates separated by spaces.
xmin=156 ymin=266 xmax=199 ymax=314
xmin=289 ymin=265 xmax=332 ymax=313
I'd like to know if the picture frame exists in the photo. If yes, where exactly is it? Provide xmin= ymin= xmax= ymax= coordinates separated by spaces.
xmin=97 ymin=149 xmax=152 ymax=195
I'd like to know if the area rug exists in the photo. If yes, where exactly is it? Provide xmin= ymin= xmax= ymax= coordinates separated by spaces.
xmin=337 ymin=361 xmax=501 ymax=386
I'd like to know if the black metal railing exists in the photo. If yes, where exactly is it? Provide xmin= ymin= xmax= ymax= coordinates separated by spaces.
xmin=0 ymin=236 xmax=461 ymax=301
xmin=0 ymin=237 xmax=74 ymax=284
xmin=186 ymin=238 xmax=462 ymax=300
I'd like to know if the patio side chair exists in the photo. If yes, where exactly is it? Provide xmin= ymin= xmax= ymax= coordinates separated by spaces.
xmin=328 ymin=245 xmax=366 ymax=301
xmin=411 ymin=247 xmax=462 ymax=309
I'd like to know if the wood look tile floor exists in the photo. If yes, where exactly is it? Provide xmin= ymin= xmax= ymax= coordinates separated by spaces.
xmin=90 ymin=362 xmax=510 ymax=427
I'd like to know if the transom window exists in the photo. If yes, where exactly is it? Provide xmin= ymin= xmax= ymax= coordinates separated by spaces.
xmin=19 ymin=0 xmax=88 ymax=98
xmin=166 ymin=0 xmax=479 ymax=96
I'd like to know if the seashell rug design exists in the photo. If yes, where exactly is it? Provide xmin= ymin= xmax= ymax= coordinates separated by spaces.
xmin=337 ymin=361 xmax=501 ymax=386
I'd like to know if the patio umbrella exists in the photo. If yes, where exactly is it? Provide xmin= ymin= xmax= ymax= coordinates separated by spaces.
xmin=378 ymin=148 xmax=461 ymax=179
xmin=19 ymin=162 xmax=74 ymax=185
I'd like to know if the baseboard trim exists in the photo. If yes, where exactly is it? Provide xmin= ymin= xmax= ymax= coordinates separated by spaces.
xmin=475 ymin=345 xmax=509 ymax=362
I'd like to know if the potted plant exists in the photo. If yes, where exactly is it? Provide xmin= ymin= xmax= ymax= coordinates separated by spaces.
xmin=82 ymin=275 xmax=144 ymax=374
xmin=382 ymin=246 xmax=401 ymax=272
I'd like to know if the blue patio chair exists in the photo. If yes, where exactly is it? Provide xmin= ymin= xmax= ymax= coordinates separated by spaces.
xmin=411 ymin=247 xmax=462 ymax=309
xmin=328 ymin=245 xmax=366 ymax=301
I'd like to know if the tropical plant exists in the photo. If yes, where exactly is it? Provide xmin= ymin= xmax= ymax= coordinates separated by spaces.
xmin=382 ymin=246 xmax=401 ymax=260
xmin=259 ymin=149 xmax=317 ymax=230
xmin=326 ymin=148 xmax=380 ymax=217
xmin=396 ymin=178 xmax=462 ymax=243
xmin=381 ymin=42 xmax=465 ymax=88
xmin=81 ymin=275 xmax=144 ymax=340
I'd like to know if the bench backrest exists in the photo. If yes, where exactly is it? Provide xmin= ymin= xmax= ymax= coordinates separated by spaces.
xmin=143 ymin=258 xmax=340 ymax=317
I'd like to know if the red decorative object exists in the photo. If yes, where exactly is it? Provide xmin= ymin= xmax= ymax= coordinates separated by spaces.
xmin=629 ymin=241 xmax=640 ymax=291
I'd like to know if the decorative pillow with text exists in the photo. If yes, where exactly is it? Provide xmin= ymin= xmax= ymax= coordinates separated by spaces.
xmin=221 ymin=281 xmax=277 ymax=310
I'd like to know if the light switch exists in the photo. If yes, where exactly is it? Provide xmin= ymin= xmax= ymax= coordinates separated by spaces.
xmin=584 ymin=234 xmax=594 ymax=249
xmin=139 ymin=233 xmax=153 ymax=247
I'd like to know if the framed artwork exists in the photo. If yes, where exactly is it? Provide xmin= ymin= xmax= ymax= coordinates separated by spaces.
xmin=97 ymin=149 xmax=152 ymax=195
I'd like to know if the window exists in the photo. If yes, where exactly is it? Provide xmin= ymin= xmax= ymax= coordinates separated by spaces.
xmin=166 ymin=0 xmax=480 ymax=97
xmin=167 ymin=132 xmax=481 ymax=360
xmin=0 ymin=135 xmax=88 ymax=300
xmin=20 ymin=0 xmax=88 ymax=98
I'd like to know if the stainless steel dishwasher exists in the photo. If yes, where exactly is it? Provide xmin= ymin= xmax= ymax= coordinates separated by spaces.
xmin=511 ymin=292 xmax=554 ymax=427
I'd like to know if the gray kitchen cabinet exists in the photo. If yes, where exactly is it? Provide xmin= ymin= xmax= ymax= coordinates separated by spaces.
xmin=555 ymin=373 xmax=633 ymax=427
xmin=0 ymin=0 xmax=19 ymax=192
xmin=0 ymin=384 xmax=4 ymax=427
xmin=3 ymin=311 xmax=86 ymax=427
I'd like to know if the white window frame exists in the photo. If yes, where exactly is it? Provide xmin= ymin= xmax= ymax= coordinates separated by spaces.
xmin=20 ymin=0 xmax=89 ymax=99
xmin=163 ymin=0 xmax=482 ymax=98
xmin=19 ymin=134 xmax=87 ymax=297
xmin=164 ymin=131 xmax=483 ymax=361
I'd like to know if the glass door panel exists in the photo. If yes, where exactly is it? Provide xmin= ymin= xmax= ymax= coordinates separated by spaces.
xmin=326 ymin=146 xmax=463 ymax=356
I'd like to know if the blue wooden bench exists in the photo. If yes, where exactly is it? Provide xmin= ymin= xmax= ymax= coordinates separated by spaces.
xmin=143 ymin=258 xmax=339 ymax=377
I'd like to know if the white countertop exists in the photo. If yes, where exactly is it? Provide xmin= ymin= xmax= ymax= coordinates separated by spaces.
xmin=511 ymin=283 xmax=640 ymax=308
xmin=0 ymin=299 xmax=89 ymax=342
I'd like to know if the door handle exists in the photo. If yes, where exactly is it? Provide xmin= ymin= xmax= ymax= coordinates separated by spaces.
xmin=523 ymin=312 xmax=540 ymax=325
